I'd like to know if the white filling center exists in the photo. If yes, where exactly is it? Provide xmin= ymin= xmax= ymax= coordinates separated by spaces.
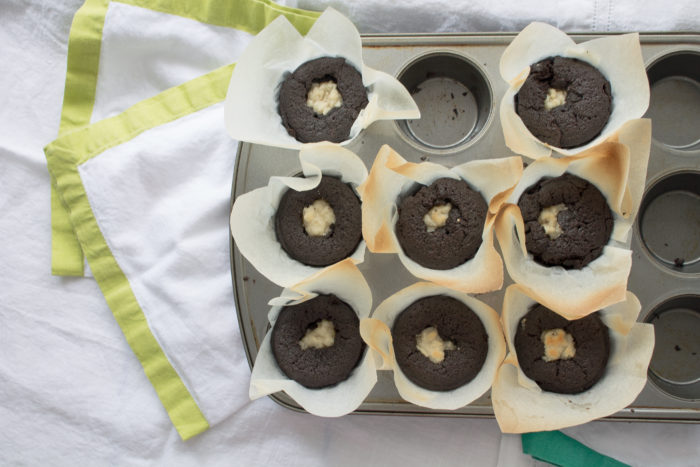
xmin=303 ymin=199 xmax=335 ymax=237
xmin=541 ymin=328 xmax=576 ymax=362
xmin=299 ymin=319 xmax=336 ymax=350
xmin=306 ymin=81 xmax=343 ymax=116
xmin=416 ymin=326 xmax=456 ymax=364
xmin=423 ymin=203 xmax=452 ymax=233
xmin=538 ymin=203 xmax=567 ymax=239
xmin=544 ymin=88 xmax=567 ymax=110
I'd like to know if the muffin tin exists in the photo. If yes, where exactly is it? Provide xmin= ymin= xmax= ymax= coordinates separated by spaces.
xmin=230 ymin=32 xmax=700 ymax=422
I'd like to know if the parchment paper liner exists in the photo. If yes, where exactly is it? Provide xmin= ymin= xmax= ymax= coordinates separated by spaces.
xmin=249 ymin=259 xmax=376 ymax=417
xmin=495 ymin=119 xmax=651 ymax=318
xmin=359 ymin=282 xmax=506 ymax=410
xmin=499 ymin=22 xmax=649 ymax=159
xmin=492 ymin=284 xmax=654 ymax=433
xmin=359 ymin=144 xmax=523 ymax=294
xmin=230 ymin=143 xmax=368 ymax=287
xmin=224 ymin=8 xmax=419 ymax=149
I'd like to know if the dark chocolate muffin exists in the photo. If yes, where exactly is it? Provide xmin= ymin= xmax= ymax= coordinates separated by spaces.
xmin=514 ymin=304 xmax=610 ymax=394
xmin=392 ymin=295 xmax=488 ymax=392
xmin=515 ymin=56 xmax=612 ymax=148
xmin=517 ymin=173 xmax=613 ymax=269
xmin=275 ymin=175 xmax=362 ymax=267
xmin=278 ymin=56 xmax=369 ymax=143
xmin=395 ymin=178 xmax=487 ymax=270
xmin=271 ymin=294 xmax=365 ymax=389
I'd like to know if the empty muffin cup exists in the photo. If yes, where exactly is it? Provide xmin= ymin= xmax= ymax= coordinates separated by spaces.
xmin=396 ymin=52 xmax=492 ymax=151
xmin=645 ymin=51 xmax=700 ymax=151
xmin=644 ymin=295 xmax=700 ymax=400
xmin=638 ymin=171 xmax=700 ymax=273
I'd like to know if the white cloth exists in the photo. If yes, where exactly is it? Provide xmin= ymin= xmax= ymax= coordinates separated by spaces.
xmin=2 ymin=0 xmax=700 ymax=466
xmin=93 ymin=2 xmax=252 ymax=123
xmin=292 ymin=0 xmax=700 ymax=33
xmin=78 ymin=103 xmax=244 ymax=426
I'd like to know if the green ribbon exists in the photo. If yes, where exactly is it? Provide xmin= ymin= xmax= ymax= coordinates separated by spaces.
xmin=522 ymin=431 xmax=630 ymax=467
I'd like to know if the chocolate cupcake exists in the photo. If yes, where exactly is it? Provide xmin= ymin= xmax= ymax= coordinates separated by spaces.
xmin=515 ymin=56 xmax=612 ymax=149
xmin=514 ymin=303 xmax=610 ymax=394
xmin=275 ymin=175 xmax=362 ymax=267
xmin=392 ymin=295 xmax=488 ymax=392
xmin=517 ymin=173 xmax=613 ymax=269
xmin=492 ymin=285 xmax=654 ymax=433
xmin=249 ymin=259 xmax=376 ymax=416
xmin=395 ymin=178 xmax=488 ymax=270
xmin=278 ymin=57 xmax=369 ymax=143
xmin=271 ymin=293 xmax=365 ymax=389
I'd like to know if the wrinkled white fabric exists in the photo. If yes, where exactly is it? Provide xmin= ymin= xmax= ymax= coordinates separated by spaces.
xmin=78 ymin=104 xmax=244 ymax=427
xmin=93 ymin=2 xmax=253 ymax=122
xmin=2 ymin=0 xmax=700 ymax=466
xmin=290 ymin=0 xmax=700 ymax=33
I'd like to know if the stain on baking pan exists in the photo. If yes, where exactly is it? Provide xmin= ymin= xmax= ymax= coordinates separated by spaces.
xmin=395 ymin=52 xmax=492 ymax=151
xmin=638 ymin=171 xmax=700 ymax=274
xmin=644 ymin=296 xmax=700 ymax=401
xmin=645 ymin=51 xmax=700 ymax=151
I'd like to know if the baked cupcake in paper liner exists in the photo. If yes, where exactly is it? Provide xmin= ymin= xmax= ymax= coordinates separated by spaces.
xmin=249 ymin=259 xmax=376 ymax=417
xmin=492 ymin=284 xmax=654 ymax=433
xmin=230 ymin=143 xmax=367 ymax=287
xmin=224 ymin=7 xmax=419 ymax=149
xmin=360 ymin=282 xmax=505 ymax=410
xmin=495 ymin=119 xmax=651 ymax=319
xmin=500 ymin=22 xmax=649 ymax=159
xmin=359 ymin=144 xmax=523 ymax=294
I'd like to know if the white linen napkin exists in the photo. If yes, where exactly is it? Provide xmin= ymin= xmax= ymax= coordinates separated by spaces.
xmin=51 ymin=0 xmax=319 ymax=277
xmin=45 ymin=0 xmax=320 ymax=440
xmin=47 ymin=69 xmax=243 ymax=439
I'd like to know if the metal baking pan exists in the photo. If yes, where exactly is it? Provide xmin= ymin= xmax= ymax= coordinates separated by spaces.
xmin=230 ymin=33 xmax=700 ymax=422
